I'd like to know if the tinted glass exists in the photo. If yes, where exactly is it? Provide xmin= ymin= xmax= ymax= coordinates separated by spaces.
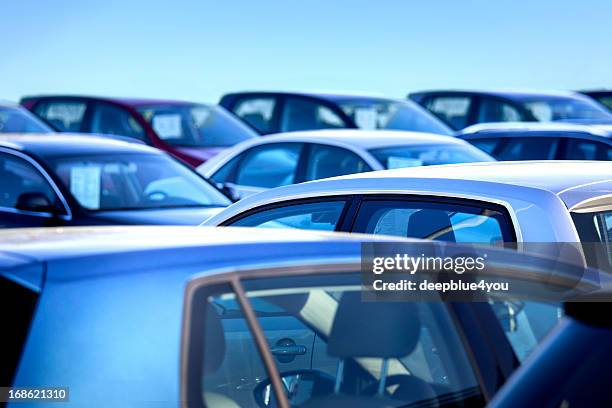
xmin=522 ymin=96 xmax=612 ymax=121
xmin=353 ymin=199 xmax=512 ymax=243
xmin=229 ymin=200 xmax=346 ymax=230
xmin=565 ymin=138 xmax=611 ymax=160
xmin=369 ymin=143 xmax=494 ymax=169
xmin=572 ymin=210 xmax=612 ymax=269
xmin=478 ymin=98 xmax=522 ymax=123
xmin=234 ymin=143 xmax=302 ymax=188
xmin=467 ymin=138 xmax=501 ymax=154
xmin=592 ymin=95 xmax=612 ymax=110
xmin=0 ymin=153 xmax=57 ymax=210
xmin=496 ymin=137 xmax=558 ymax=160
xmin=305 ymin=144 xmax=370 ymax=181
xmin=91 ymin=103 xmax=145 ymax=140
xmin=281 ymin=98 xmax=346 ymax=132
xmin=138 ymin=104 xmax=256 ymax=147
xmin=425 ymin=96 xmax=473 ymax=129
xmin=0 ymin=276 xmax=38 ymax=386
xmin=51 ymin=153 xmax=230 ymax=210
xmin=197 ymin=274 xmax=484 ymax=407
xmin=233 ymin=97 xmax=277 ymax=133
xmin=33 ymin=101 xmax=87 ymax=132
xmin=340 ymin=99 xmax=452 ymax=135
xmin=0 ymin=106 xmax=52 ymax=133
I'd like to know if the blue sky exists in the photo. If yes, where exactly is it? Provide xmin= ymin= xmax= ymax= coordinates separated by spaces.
xmin=3 ymin=0 xmax=612 ymax=103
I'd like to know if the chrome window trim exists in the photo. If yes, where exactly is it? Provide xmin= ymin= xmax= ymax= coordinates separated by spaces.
xmin=0 ymin=146 xmax=72 ymax=220
xmin=217 ymin=190 xmax=524 ymax=242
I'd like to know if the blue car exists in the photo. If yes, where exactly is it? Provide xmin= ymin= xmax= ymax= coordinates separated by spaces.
xmin=2 ymin=226 xmax=603 ymax=407
xmin=0 ymin=134 xmax=231 ymax=228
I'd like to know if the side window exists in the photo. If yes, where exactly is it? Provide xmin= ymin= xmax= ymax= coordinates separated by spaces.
xmin=233 ymin=97 xmax=277 ymax=133
xmin=496 ymin=137 xmax=558 ymax=160
xmin=281 ymin=98 xmax=346 ymax=132
xmin=425 ymin=96 xmax=473 ymax=129
xmin=352 ymin=198 xmax=514 ymax=243
xmin=477 ymin=98 xmax=522 ymax=123
xmin=0 ymin=153 xmax=58 ymax=211
xmin=191 ymin=274 xmax=485 ymax=408
xmin=466 ymin=137 xmax=501 ymax=155
xmin=228 ymin=200 xmax=347 ymax=231
xmin=305 ymin=144 xmax=371 ymax=181
xmin=90 ymin=103 xmax=146 ymax=140
xmin=564 ymin=138 xmax=611 ymax=160
xmin=234 ymin=143 xmax=302 ymax=188
xmin=33 ymin=100 xmax=87 ymax=132
xmin=0 ymin=275 xmax=38 ymax=386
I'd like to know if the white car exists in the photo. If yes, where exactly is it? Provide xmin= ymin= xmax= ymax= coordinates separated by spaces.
xmin=197 ymin=129 xmax=493 ymax=199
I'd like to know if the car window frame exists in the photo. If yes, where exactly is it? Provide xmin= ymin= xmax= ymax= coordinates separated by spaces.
xmin=181 ymin=261 xmax=518 ymax=407
xmin=0 ymin=148 xmax=71 ymax=219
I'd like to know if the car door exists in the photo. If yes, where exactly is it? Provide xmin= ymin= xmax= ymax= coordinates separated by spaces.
xmin=210 ymin=143 xmax=305 ymax=200
xmin=30 ymin=98 xmax=91 ymax=132
xmin=0 ymin=151 xmax=70 ymax=228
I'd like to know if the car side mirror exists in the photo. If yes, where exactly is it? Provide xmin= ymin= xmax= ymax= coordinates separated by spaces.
xmin=220 ymin=183 xmax=241 ymax=202
xmin=15 ymin=193 xmax=58 ymax=214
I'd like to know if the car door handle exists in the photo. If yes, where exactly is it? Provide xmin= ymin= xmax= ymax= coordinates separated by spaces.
xmin=270 ymin=345 xmax=307 ymax=356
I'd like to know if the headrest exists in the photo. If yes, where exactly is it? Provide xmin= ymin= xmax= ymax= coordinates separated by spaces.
xmin=203 ymin=304 xmax=225 ymax=374
xmin=407 ymin=209 xmax=456 ymax=242
xmin=327 ymin=292 xmax=420 ymax=359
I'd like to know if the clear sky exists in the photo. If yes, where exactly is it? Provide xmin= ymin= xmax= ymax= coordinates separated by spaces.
xmin=3 ymin=0 xmax=612 ymax=104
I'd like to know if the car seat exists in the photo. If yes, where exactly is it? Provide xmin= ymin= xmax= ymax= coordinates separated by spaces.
xmin=407 ymin=209 xmax=456 ymax=242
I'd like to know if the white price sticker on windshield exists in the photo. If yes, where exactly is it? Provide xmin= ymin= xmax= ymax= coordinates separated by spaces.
xmin=152 ymin=114 xmax=182 ymax=139
xmin=354 ymin=108 xmax=378 ymax=130
xmin=387 ymin=156 xmax=423 ymax=169
xmin=70 ymin=166 xmax=101 ymax=209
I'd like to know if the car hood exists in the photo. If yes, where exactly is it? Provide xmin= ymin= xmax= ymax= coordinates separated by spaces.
xmin=88 ymin=206 xmax=226 ymax=226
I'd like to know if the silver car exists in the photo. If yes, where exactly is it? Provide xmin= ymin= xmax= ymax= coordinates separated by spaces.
xmin=204 ymin=161 xmax=612 ymax=267
xmin=196 ymin=129 xmax=493 ymax=200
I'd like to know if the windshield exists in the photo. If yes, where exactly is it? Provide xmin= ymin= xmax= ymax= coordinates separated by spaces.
xmin=369 ymin=143 xmax=494 ymax=169
xmin=138 ymin=104 xmax=257 ymax=148
xmin=338 ymin=100 xmax=453 ymax=135
xmin=521 ymin=96 xmax=612 ymax=122
xmin=0 ymin=106 xmax=53 ymax=133
xmin=51 ymin=153 xmax=231 ymax=211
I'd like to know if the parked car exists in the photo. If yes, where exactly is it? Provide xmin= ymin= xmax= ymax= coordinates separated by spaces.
xmin=579 ymin=89 xmax=612 ymax=111
xmin=408 ymin=90 xmax=612 ymax=130
xmin=20 ymin=95 xmax=258 ymax=167
xmin=219 ymin=91 xmax=453 ymax=136
xmin=489 ymin=300 xmax=612 ymax=408
xmin=204 ymin=161 xmax=612 ymax=270
xmin=0 ymin=102 xmax=53 ymax=134
xmin=0 ymin=134 xmax=231 ymax=228
xmin=458 ymin=122 xmax=612 ymax=161
xmin=2 ymin=226 xmax=601 ymax=407
xmin=197 ymin=129 xmax=494 ymax=200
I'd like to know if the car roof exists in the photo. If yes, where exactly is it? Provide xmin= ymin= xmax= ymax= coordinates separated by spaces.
xmin=209 ymin=161 xmax=612 ymax=224
xmin=253 ymin=129 xmax=466 ymax=149
xmin=0 ymin=226 xmax=404 ymax=287
xmin=223 ymin=91 xmax=400 ymax=104
xmin=460 ymin=122 xmax=612 ymax=138
xmin=411 ymin=89 xmax=591 ymax=102
xmin=0 ymin=134 xmax=160 ymax=158
xmin=22 ymin=94 xmax=202 ymax=108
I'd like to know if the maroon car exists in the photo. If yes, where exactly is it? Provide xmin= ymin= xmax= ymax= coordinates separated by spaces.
xmin=21 ymin=96 xmax=258 ymax=167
